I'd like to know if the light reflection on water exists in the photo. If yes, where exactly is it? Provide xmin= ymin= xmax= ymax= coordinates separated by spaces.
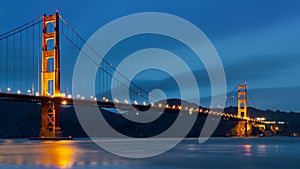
xmin=0 ymin=139 xmax=130 ymax=169
xmin=0 ymin=137 xmax=300 ymax=169
xmin=0 ymin=140 xmax=77 ymax=168
xmin=243 ymin=144 xmax=252 ymax=156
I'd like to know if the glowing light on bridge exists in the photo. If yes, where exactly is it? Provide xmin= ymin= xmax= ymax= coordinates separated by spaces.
xmin=67 ymin=94 xmax=72 ymax=98
xmin=7 ymin=87 xmax=11 ymax=92
xmin=114 ymin=98 xmax=119 ymax=103
xmin=263 ymin=121 xmax=276 ymax=124
xmin=17 ymin=90 xmax=21 ymax=94
xmin=256 ymin=117 xmax=266 ymax=121
xmin=61 ymin=100 xmax=67 ymax=105
xmin=189 ymin=108 xmax=193 ymax=115
xmin=124 ymin=99 xmax=129 ymax=104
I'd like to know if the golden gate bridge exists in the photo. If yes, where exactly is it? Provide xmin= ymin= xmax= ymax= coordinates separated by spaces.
xmin=0 ymin=12 xmax=280 ymax=140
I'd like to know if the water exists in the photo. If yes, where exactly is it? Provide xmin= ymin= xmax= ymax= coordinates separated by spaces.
xmin=0 ymin=137 xmax=300 ymax=169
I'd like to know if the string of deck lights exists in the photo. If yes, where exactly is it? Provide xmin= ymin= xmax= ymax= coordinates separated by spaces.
xmin=1 ymin=84 xmax=268 ymax=123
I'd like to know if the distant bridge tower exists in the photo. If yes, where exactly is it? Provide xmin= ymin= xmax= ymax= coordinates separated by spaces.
xmin=237 ymin=83 xmax=250 ymax=136
xmin=238 ymin=83 xmax=247 ymax=118
xmin=39 ymin=12 xmax=62 ymax=138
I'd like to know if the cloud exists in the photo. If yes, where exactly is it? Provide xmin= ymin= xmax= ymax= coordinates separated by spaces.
xmin=223 ymin=53 xmax=299 ymax=82
xmin=244 ymin=87 xmax=300 ymax=112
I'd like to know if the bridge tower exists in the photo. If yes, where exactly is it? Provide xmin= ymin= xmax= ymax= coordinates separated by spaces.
xmin=39 ymin=12 xmax=62 ymax=138
xmin=237 ymin=83 xmax=250 ymax=136
xmin=238 ymin=83 xmax=247 ymax=118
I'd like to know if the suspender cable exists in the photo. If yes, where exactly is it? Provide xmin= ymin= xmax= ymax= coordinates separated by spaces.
xmin=32 ymin=24 xmax=35 ymax=94
xmin=0 ymin=40 xmax=2 ymax=90
xmin=20 ymin=32 xmax=22 ymax=92
xmin=26 ymin=25 xmax=29 ymax=93
xmin=13 ymin=33 xmax=16 ymax=91
xmin=38 ymin=21 xmax=41 ymax=95
xmin=6 ymin=38 xmax=8 ymax=89
xmin=0 ymin=41 xmax=1 ymax=90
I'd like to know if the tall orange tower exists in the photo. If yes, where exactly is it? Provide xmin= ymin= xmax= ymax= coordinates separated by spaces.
xmin=39 ymin=12 xmax=62 ymax=138
xmin=237 ymin=83 xmax=249 ymax=136
xmin=238 ymin=83 xmax=247 ymax=118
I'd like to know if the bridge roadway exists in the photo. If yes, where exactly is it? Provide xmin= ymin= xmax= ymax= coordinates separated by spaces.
xmin=0 ymin=92 xmax=247 ymax=121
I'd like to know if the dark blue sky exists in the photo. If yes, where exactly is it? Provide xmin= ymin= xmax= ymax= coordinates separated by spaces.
xmin=1 ymin=0 xmax=300 ymax=111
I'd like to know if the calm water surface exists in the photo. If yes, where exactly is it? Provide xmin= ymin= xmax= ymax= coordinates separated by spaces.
xmin=0 ymin=137 xmax=300 ymax=169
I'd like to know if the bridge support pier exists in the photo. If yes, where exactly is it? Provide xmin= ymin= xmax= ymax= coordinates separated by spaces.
xmin=39 ymin=99 xmax=62 ymax=138
xmin=237 ymin=121 xmax=251 ymax=137
xmin=30 ymin=98 xmax=71 ymax=140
